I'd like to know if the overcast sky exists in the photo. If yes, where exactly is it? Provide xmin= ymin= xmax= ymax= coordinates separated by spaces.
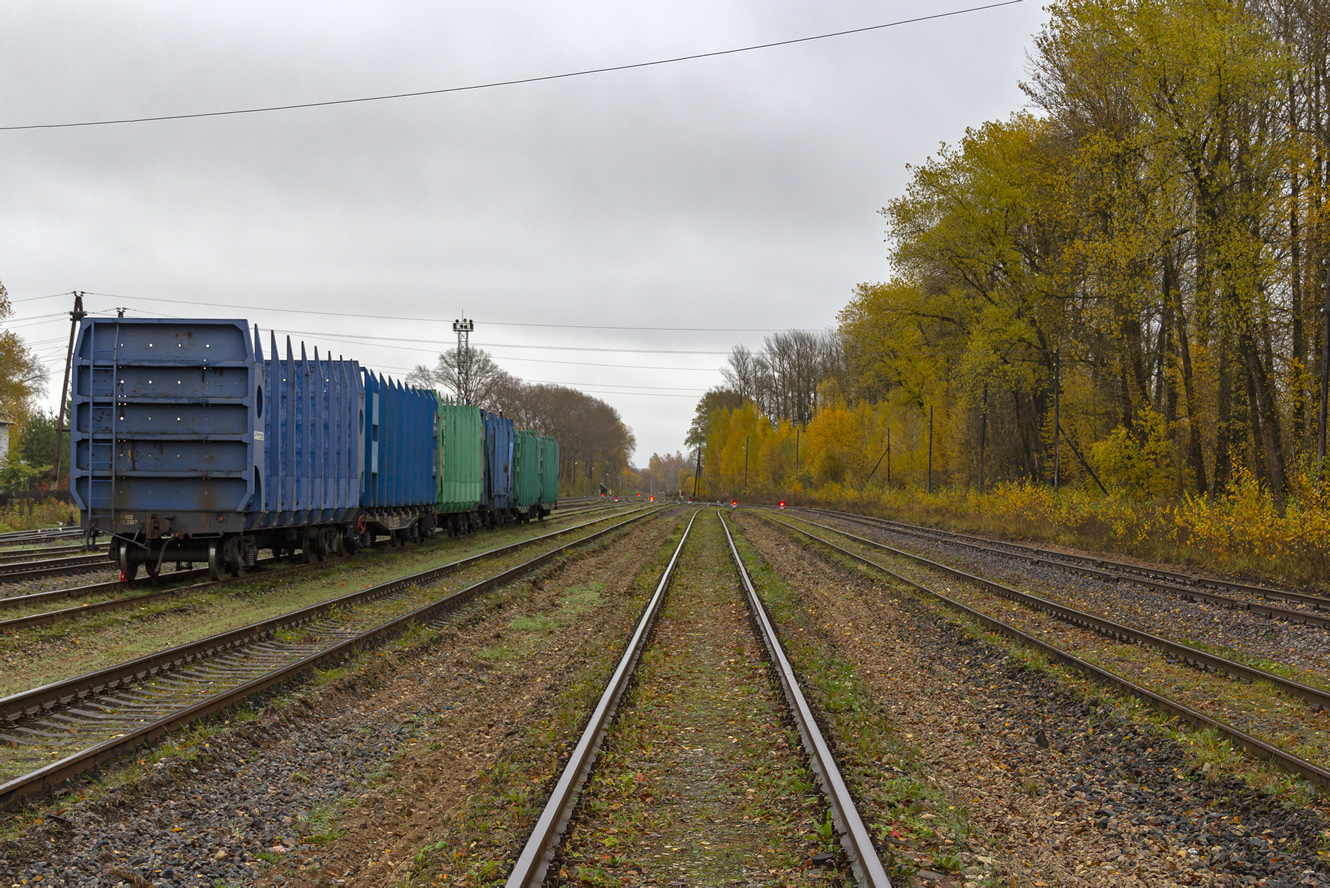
xmin=1 ymin=0 xmax=1048 ymax=463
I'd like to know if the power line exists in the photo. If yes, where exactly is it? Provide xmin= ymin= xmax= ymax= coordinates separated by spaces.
xmin=2 ymin=1 xmax=1021 ymax=132
xmin=267 ymin=327 xmax=731 ymax=355
xmin=80 ymin=292 xmax=806 ymax=334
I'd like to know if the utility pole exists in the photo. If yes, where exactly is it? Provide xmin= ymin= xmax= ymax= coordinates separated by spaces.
xmin=794 ymin=426 xmax=799 ymax=479
xmin=51 ymin=292 xmax=86 ymax=487
xmin=692 ymin=446 xmax=702 ymax=499
xmin=743 ymin=435 xmax=749 ymax=491
xmin=979 ymin=385 xmax=988 ymax=494
xmin=886 ymin=415 xmax=892 ymax=485
xmin=927 ymin=406 xmax=934 ymax=494
xmin=1053 ymin=351 xmax=1062 ymax=492
xmin=453 ymin=315 xmax=474 ymax=405
xmin=1320 ymin=259 xmax=1330 ymax=479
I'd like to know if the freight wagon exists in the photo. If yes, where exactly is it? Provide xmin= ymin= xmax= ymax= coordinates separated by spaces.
xmin=70 ymin=317 xmax=558 ymax=580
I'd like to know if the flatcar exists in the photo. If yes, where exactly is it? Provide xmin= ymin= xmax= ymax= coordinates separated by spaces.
xmin=69 ymin=318 xmax=558 ymax=580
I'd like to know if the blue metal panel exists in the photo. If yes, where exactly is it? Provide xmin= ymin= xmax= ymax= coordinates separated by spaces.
xmin=481 ymin=411 xmax=513 ymax=510
xmin=359 ymin=370 xmax=436 ymax=509
xmin=70 ymin=318 xmax=261 ymax=535
xmin=258 ymin=332 xmax=362 ymax=526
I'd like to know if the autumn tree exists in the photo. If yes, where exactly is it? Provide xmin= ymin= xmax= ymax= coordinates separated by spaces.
xmin=0 ymin=280 xmax=49 ymax=431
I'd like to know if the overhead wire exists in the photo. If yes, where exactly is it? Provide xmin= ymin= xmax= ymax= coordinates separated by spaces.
xmin=80 ymin=292 xmax=808 ymax=334
xmin=1 ymin=1 xmax=1022 ymax=132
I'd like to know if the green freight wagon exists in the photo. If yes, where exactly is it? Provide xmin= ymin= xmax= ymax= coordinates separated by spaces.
xmin=512 ymin=430 xmax=542 ymax=521
xmin=538 ymin=436 xmax=559 ymax=510
xmin=436 ymin=398 xmax=484 ymax=533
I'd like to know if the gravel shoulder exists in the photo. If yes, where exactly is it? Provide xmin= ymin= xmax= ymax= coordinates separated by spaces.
xmin=735 ymin=511 xmax=1330 ymax=887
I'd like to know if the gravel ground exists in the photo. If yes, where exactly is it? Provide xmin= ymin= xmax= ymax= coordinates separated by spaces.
xmin=804 ymin=512 xmax=1330 ymax=686
xmin=0 ymin=512 xmax=680 ymax=887
xmin=737 ymin=512 xmax=1330 ymax=887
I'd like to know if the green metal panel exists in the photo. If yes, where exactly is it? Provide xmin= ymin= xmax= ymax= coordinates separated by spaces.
xmin=513 ymin=430 xmax=541 ymax=508
xmin=538 ymin=436 xmax=559 ymax=506
xmin=437 ymin=399 xmax=484 ymax=513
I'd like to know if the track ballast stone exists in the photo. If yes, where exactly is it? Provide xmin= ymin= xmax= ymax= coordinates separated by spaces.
xmin=740 ymin=513 xmax=1330 ymax=887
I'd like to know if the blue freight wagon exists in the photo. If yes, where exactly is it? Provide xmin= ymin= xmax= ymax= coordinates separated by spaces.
xmin=359 ymin=371 xmax=438 ymax=544
xmin=71 ymin=319 xmax=364 ymax=579
xmin=481 ymin=411 xmax=514 ymax=524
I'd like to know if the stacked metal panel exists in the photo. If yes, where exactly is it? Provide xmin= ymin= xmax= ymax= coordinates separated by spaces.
xmin=360 ymin=371 xmax=437 ymax=510
xmin=71 ymin=319 xmax=264 ymax=536
xmin=259 ymin=333 xmax=362 ymax=527
xmin=437 ymin=399 xmax=484 ymax=513
xmin=538 ymin=436 xmax=559 ymax=507
xmin=512 ymin=430 xmax=541 ymax=510
xmin=482 ymin=411 xmax=514 ymax=511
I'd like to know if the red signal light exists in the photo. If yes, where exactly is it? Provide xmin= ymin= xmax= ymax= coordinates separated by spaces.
xmin=732 ymin=500 xmax=737 ymax=506
xmin=779 ymin=502 xmax=786 ymax=508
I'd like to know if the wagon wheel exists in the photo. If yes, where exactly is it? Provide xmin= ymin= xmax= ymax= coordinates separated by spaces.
xmin=207 ymin=541 xmax=224 ymax=581
xmin=118 ymin=543 xmax=140 ymax=582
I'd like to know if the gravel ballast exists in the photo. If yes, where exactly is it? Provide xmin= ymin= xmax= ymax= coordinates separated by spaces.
xmin=738 ymin=512 xmax=1330 ymax=887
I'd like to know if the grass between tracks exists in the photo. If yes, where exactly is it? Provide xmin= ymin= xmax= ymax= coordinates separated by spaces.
xmin=400 ymin=515 xmax=691 ymax=886
xmin=552 ymin=513 xmax=848 ymax=887
xmin=723 ymin=517 xmax=992 ymax=887
xmin=0 ymin=509 xmax=637 ymax=697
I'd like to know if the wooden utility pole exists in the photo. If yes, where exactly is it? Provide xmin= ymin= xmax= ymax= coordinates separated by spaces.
xmin=743 ymin=435 xmax=749 ymax=491
xmin=692 ymin=446 xmax=702 ymax=499
xmin=978 ymin=385 xmax=988 ymax=493
xmin=1053 ymin=352 xmax=1062 ymax=492
xmin=927 ymin=406 xmax=934 ymax=494
xmin=51 ymin=292 xmax=86 ymax=488
xmin=1320 ymin=260 xmax=1330 ymax=478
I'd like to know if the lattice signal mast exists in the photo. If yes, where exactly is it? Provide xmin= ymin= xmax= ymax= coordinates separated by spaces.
xmin=453 ymin=315 xmax=474 ymax=404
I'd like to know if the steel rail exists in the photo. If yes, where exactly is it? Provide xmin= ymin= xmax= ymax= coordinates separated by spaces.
xmin=810 ymin=508 xmax=1330 ymax=613
xmin=0 ymin=528 xmax=82 ymax=547
xmin=808 ymin=509 xmax=1330 ymax=630
xmin=0 ymin=543 xmax=104 ymax=564
xmin=0 ymin=507 xmax=643 ymax=631
xmin=780 ymin=513 xmax=1330 ymax=711
xmin=0 ymin=553 xmax=111 ymax=582
xmin=505 ymin=509 xmax=701 ymax=888
xmin=0 ymin=507 xmax=656 ymax=726
xmin=719 ymin=512 xmax=892 ymax=888
xmin=0 ymin=508 xmax=665 ymax=807
xmin=764 ymin=514 xmax=1330 ymax=788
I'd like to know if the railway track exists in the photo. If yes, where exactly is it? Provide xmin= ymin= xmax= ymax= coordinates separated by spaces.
xmin=0 ymin=506 xmax=660 ymax=807
xmin=765 ymin=510 xmax=1330 ymax=788
xmin=506 ymin=509 xmax=891 ymax=887
xmin=0 ymin=527 xmax=82 ymax=548
xmin=0 ymin=542 xmax=103 ymax=564
xmin=810 ymin=508 xmax=1330 ymax=617
xmin=0 ymin=502 xmax=633 ymax=629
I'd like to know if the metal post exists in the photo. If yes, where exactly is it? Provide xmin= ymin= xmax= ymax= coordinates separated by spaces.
xmin=927 ymin=406 xmax=933 ymax=494
xmin=51 ymin=292 xmax=86 ymax=487
xmin=886 ymin=417 xmax=891 ymax=485
xmin=453 ymin=315 xmax=474 ymax=405
xmin=794 ymin=426 xmax=799 ymax=478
